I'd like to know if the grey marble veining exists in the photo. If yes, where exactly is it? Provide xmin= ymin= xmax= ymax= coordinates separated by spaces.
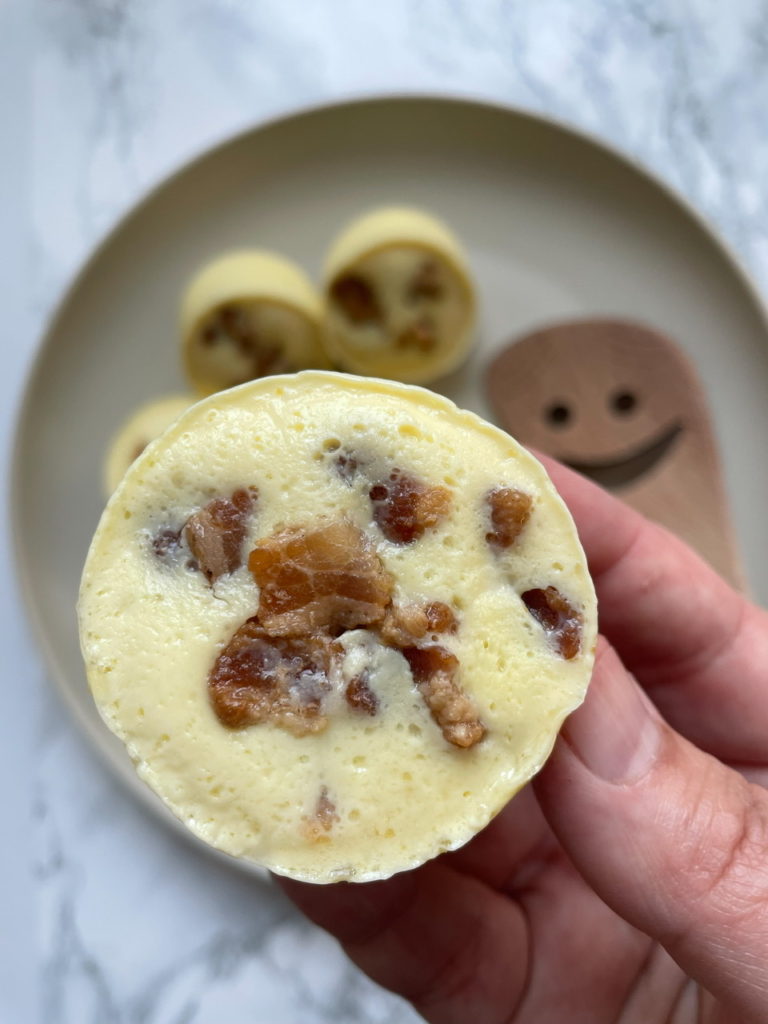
xmin=9 ymin=0 xmax=768 ymax=1021
xmin=32 ymin=679 xmax=415 ymax=1024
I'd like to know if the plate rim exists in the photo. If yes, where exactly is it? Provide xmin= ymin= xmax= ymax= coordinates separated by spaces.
xmin=13 ymin=89 xmax=768 ymax=858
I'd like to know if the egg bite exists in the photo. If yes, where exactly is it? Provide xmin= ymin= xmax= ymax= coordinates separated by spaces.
xmin=322 ymin=208 xmax=476 ymax=383
xmin=181 ymin=250 xmax=329 ymax=395
xmin=79 ymin=371 xmax=596 ymax=882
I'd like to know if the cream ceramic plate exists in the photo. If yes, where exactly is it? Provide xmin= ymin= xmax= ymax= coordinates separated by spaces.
xmin=14 ymin=96 xmax=768 ymax=871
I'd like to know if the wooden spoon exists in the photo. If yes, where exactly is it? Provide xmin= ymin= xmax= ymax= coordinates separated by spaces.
xmin=486 ymin=319 xmax=744 ymax=589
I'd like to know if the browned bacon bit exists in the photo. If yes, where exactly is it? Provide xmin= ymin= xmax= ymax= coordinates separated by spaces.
xmin=335 ymin=451 xmax=358 ymax=483
xmin=332 ymin=448 xmax=367 ymax=485
xmin=330 ymin=274 xmax=382 ymax=325
xmin=218 ymin=303 xmax=250 ymax=340
xmin=485 ymin=488 xmax=533 ymax=549
xmin=209 ymin=617 xmax=332 ymax=734
xmin=369 ymin=469 xmax=452 ymax=544
xmin=214 ymin=305 xmax=257 ymax=358
xmin=403 ymin=646 xmax=485 ymax=749
xmin=522 ymin=586 xmax=582 ymax=660
xmin=328 ymin=447 xmax=374 ymax=486
xmin=205 ymin=306 xmax=293 ymax=379
xmin=379 ymin=600 xmax=458 ymax=646
xmin=184 ymin=487 xmax=258 ymax=583
xmin=379 ymin=603 xmax=428 ymax=646
xmin=407 ymin=260 xmax=443 ymax=302
xmin=248 ymin=519 xmax=393 ymax=637
xmin=302 ymin=786 xmax=340 ymax=842
xmin=425 ymin=601 xmax=458 ymax=634
xmin=345 ymin=672 xmax=379 ymax=715
xmin=151 ymin=526 xmax=182 ymax=562
xmin=395 ymin=318 xmax=437 ymax=352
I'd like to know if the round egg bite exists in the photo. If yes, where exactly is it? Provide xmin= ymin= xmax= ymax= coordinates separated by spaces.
xmin=322 ymin=208 xmax=477 ymax=383
xmin=103 ymin=393 xmax=195 ymax=498
xmin=79 ymin=371 xmax=596 ymax=882
xmin=181 ymin=250 xmax=329 ymax=395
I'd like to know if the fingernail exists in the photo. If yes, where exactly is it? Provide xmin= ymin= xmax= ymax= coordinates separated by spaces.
xmin=561 ymin=647 xmax=663 ymax=784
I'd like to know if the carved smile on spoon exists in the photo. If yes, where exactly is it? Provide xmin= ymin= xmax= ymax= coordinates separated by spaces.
xmin=562 ymin=421 xmax=684 ymax=490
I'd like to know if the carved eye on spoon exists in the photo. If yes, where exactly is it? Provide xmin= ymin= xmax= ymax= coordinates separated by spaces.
xmin=546 ymin=402 xmax=572 ymax=428
xmin=611 ymin=390 xmax=638 ymax=416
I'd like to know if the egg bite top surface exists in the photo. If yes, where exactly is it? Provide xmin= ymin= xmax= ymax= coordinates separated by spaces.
xmin=323 ymin=208 xmax=476 ymax=384
xmin=79 ymin=371 xmax=596 ymax=882
xmin=181 ymin=250 xmax=329 ymax=395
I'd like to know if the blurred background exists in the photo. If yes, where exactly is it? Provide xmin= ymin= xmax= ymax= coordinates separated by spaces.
xmin=4 ymin=1 xmax=768 ymax=1021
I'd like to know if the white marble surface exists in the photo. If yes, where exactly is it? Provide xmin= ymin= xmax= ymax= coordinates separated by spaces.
xmin=4 ymin=0 xmax=768 ymax=1021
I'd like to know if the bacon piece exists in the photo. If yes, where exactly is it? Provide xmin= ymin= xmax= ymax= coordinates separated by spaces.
xmin=403 ymin=645 xmax=485 ymax=749
xmin=485 ymin=487 xmax=532 ymax=549
xmin=344 ymin=672 xmax=379 ymax=716
xmin=425 ymin=601 xmax=458 ymax=634
xmin=248 ymin=519 xmax=392 ymax=637
xmin=209 ymin=618 xmax=332 ymax=734
xmin=205 ymin=305 xmax=292 ymax=377
xmin=522 ymin=586 xmax=582 ymax=660
xmin=406 ymin=260 xmax=443 ymax=302
xmin=151 ymin=526 xmax=182 ymax=562
xmin=330 ymin=274 xmax=381 ymax=325
xmin=369 ymin=469 xmax=452 ymax=544
xmin=184 ymin=487 xmax=257 ymax=583
xmin=395 ymin=317 xmax=437 ymax=352
xmin=302 ymin=786 xmax=340 ymax=842
xmin=379 ymin=600 xmax=458 ymax=646
xmin=330 ymin=446 xmax=371 ymax=485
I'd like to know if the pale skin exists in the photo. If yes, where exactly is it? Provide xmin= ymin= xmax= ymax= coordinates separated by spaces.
xmin=278 ymin=459 xmax=768 ymax=1023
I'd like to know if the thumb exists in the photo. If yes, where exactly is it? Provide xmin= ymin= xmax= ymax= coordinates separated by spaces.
xmin=535 ymin=639 xmax=768 ymax=1019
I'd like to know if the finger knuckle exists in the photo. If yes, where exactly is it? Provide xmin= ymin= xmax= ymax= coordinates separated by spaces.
xmin=665 ymin=772 xmax=768 ymax=946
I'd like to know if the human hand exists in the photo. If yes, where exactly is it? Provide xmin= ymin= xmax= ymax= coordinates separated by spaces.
xmin=277 ymin=460 xmax=768 ymax=1023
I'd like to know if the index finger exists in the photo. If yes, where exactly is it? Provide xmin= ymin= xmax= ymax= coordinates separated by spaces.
xmin=541 ymin=455 xmax=768 ymax=764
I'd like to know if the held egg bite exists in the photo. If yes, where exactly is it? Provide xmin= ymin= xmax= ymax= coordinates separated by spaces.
xmin=322 ymin=208 xmax=477 ymax=383
xmin=181 ymin=250 xmax=329 ymax=395
xmin=78 ymin=372 xmax=596 ymax=882
xmin=103 ymin=394 xmax=195 ymax=498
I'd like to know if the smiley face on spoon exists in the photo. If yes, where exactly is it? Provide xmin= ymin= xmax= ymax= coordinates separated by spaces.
xmin=486 ymin=319 xmax=743 ymax=587
xmin=539 ymin=387 xmax=684 ymax=491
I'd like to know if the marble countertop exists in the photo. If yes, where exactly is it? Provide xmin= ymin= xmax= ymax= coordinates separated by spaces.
xmin=4 ymin=1 xmax=768 ymax=1021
